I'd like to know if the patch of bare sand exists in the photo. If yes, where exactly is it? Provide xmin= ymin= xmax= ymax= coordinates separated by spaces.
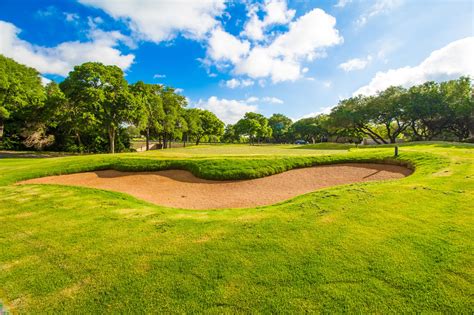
xmin=18 ymin=163 xmax=412 ymax=209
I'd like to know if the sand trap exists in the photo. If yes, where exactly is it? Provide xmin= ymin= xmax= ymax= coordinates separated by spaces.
xmin=19 ymin=163 xmax=411 ymax=209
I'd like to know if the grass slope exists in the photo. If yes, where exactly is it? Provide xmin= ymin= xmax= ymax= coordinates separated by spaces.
xmin=0 ymin=143 xmax=472 ymax=313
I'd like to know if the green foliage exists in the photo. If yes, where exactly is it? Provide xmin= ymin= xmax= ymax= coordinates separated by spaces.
xmin=331 ymin=77 xmax=474 ymax=143
xmin=234 ymin=112 xmax=272 ymax=143
xmin=222 ymin=124 xmax=241 ymax=143
xmin=440 ymin=76 xmax=473 ymax=140
xmin=129 ymin=81 xmax=165 ymax=149
xmin=268 ymin=113 xmax=292 ymax=143
xmin=182 ymin=108 xmax=200 ymax=143
xmin=1 ymin=53 xmax=472 ymax=153
xmin=194 ymin=109 xmax=224 ymax=145
xmin=60 ymin=62 xmax=136 ymax=153
xmin=0 ymin=54 xmax=45 ymax=147
xmin=290 ymin=115 xmax=329 ymax=143
xmin=159 ymin=87 xmax=187 ymax=148
xmin=405 ymin=81 xmax=450 ymax=140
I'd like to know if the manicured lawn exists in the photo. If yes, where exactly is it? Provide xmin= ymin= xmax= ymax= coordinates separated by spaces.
xmin=0 ymin=143 xmax=472 ymax=313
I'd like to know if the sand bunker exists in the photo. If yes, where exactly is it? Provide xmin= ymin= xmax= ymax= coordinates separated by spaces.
xmin=19 ymin=163 xmax=411 ymax=209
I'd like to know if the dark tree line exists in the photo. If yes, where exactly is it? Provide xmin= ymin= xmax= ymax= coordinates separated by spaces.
xmin=0 ymin=55 xmax=224 ymax=153
xmin=224 ymin=77 xmax=473 ymax=144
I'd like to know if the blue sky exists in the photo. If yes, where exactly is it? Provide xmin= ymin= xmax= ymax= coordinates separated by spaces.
xmin=0 ymin=0 xmax=473 ymax=123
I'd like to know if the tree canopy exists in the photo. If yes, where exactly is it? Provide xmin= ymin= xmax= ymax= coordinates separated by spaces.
xmin=0 ymin=54 xmax=472 ymax=152
xmin=268 ymin=113 xmax=292 ymax=143
xmin=234 ymin=112 xmax=272 ymax=144
xmin=130 ymin=81 xmax=164 ymax=150
xmin=60 ymin=62 xmax=137 ymax=153
xmin=329 ymin=77 xmax=473 ymax=144
xmin=290 ymin=115 xmax=329 ymax=144
xmin=0 ymin=55 xmax=45 ymax=146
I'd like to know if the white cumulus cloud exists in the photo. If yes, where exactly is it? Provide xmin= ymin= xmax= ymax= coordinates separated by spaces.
xmin=78 ymin=0 xmax=226 ymax=42
xmin=244 ymin=96 xmax=284 ymax=104
xmin=242 ymin=0 xmax=295 ymax=41
xmin=0 ymin=20 xmax=135 ymax=76
xmin=223 ymin=78 xmax=254 ymax=89
xmin=196 ymin=96 xmax=258 ymax=124
xmin=262 ymin=96 xmax=284 ymax=104
xmin=339 ymin=55 xmax=372 ymax=71
xmin=354 ymin=37 xmax=474 ymax=95
xmin=233 ymin=8 xmax=343 ymax=83
xmin=207 ymin=28 xmax=250 ymax=64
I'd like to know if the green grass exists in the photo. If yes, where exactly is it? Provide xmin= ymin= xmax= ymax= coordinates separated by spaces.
xmin=0 ymin=143 xmax=473 ymax=313
xmin=295 ymin=142 xmax=358 ymax=150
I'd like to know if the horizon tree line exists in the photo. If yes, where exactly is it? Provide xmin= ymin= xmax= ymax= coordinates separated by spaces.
xmin=226 ymin=77 xmax=473 ymax=144
xmin=0 ymin=55 xmax=224 ymax=153
xmin=1 ymin=54 xmax=473 ymax=153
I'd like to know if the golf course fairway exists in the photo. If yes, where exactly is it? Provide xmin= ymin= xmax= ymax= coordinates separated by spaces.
xmin=0 ymin=143 xmax=472 ymax=313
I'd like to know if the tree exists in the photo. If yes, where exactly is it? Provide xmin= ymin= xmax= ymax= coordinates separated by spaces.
xmin=222 ymin=124 xmax=240 ymax=143
xmin=20 ymin=82 xmax=67 ymax=151
xmin=160 ymin=87 xmax=187 ymax=149
xmin=331 ymin=90 xmax=409 ymax=144
xmin=367 ymin=86 xmax=410 ymax=143
xmin=130 ymin=81 xmax=164 ymax=150
xmin=441 ymin=77 xmax=473 ymax=141
xmin=181 ymin=108 xmax=198 ymax=146
xmin=0 ymin=54 xmax=45 ymax=146
xmin=268 ymin=113 xmax=292 ymax=143
xmin=325 ymin=114 xmax=363 ymax=143
xmin=405 ymin=81 xmax=449 ymax=140
xmin=290 ymin=115 xmax=329 ymax=144
xmin=195 ymin=109 xmax=224 ymax=145
xmin=234 ymin=112 xmax=272 ymax=144
xmin=330 ymin=96 xmax=383 ymax=143
xmin=60 ymin=62 xmax=136 ymax=153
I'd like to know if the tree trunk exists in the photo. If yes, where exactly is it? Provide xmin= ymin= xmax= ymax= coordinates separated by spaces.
xmin=0 ymin=120 xmax=4 ymax=143
xmin=359 ymin=125 xmax=388 ymax=144
xmin=365 ymin=132 xmax=381 ymax=144
xmin=363 ymin=129 xmax=386 ymax=144
xmin=108 ymin=126 xmax=115 ymax=154
xmin=74 ymin=130 xmax=83 ymax=148
xmin=145 ymin=128 xmax=150 ymax=151
xmin=163 ymin=134 xmax=167 ymax=149
xmin=385 ymin=123 xmax=393 ymax=144
xmin=195 ymin=136 xmax=201 ymax=146
xmin=411 ymin=123 xmax=424 ymax=141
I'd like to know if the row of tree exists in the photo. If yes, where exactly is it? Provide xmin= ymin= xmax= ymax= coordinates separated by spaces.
xmin=331 ymin=78 xmax=473 ymax=143
xmin=224 ymin=77 xmax=473 ymax=144
xmin=0 ymin=55 xmax=224 ymax=153
xmin=1 ymin=54 xmax=473 ymax=153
